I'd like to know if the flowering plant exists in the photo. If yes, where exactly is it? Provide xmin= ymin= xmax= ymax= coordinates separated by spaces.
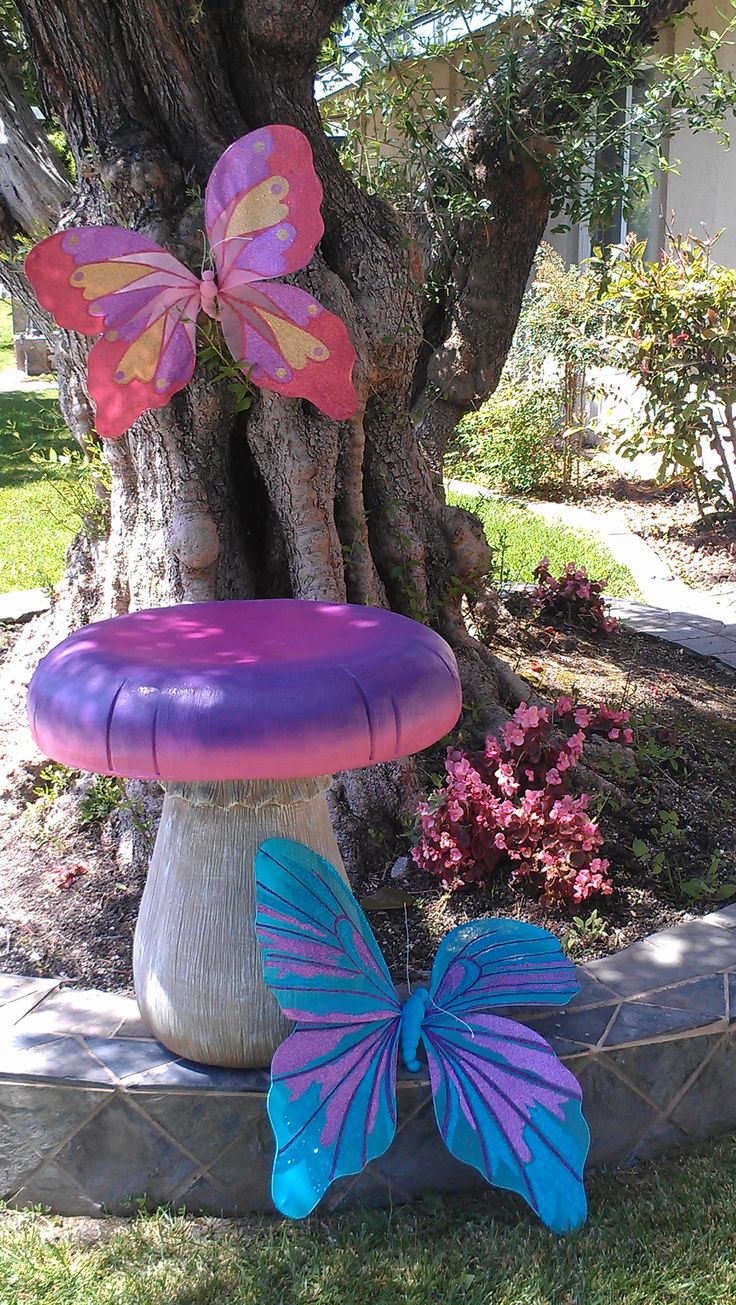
xmin=532 ymin=558 xmax=617 ymax=634
xmin=413 ymin=697 xmax=631 ymax=907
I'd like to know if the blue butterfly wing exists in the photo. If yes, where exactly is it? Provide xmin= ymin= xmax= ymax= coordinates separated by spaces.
xmin=421 ymin=1010 xmax=588 ymax=1233
xmin=255 ymin=837 xmax=401 ymax=1023
xmin=428 ymin=918 xmax=580 ymax=1016
xmin=421 ymin=919 xmax=589 ymax=1233
xmin=255 ymin=838 xmax=402 ymax=1217
xmin=268 ymin=1018 xmax=400 ymax=1218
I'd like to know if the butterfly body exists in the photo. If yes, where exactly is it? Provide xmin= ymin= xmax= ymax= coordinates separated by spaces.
xmin=255 ymin=837 xmax=590 ymax=1232
xmin=399 ymin=986 xmax=428 ymax=1072
xmin=25 ymin=126 xmax=358 ymax=436
xmin=198 ymin=269 xmax=220 ymax=320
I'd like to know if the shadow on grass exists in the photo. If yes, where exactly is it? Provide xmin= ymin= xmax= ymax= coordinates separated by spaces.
xmin=0 ymin=387 xmax=68 ymax=489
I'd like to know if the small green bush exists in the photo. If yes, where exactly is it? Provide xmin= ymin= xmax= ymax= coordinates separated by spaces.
xmin=446 ymin=381 xmax=560 ymax=494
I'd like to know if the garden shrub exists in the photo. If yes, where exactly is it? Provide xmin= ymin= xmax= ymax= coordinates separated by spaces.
xmin=532 ymin=558 xmax=618 ymax=633
xmin=444 ymin=245 xmax=608 ymax=496
xmin=446 ymin=380 xmax=561 ymax=494
xmin=599 ymin=231 xmax=736 ymax=514
xmin=413 ymin=698 xmax=631 ymax=908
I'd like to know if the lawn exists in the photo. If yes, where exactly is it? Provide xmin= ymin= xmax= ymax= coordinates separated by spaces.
xmin=447 ymin=488 xmax=638 ymax=598
xmin=0 ymin=364 xmax=638 ymax=598
xmin=0 ymin=385 xmax=87 ymax=592
xmin=0 ymin=297 xmax=14 ymax=372
xmin=1 ymin=1135 xmax=736 ymax=1304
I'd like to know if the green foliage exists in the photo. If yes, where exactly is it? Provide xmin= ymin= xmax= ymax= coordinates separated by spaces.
xmin=79 ymin=775 xmax=127 ymax=827
xmin=515 ymin=245 xmax=609 ymax=490
xmin=447 ymin=488 xmax=638 ymax=596
xmin=446 ymin=245 xmax=610 ymax=496
xmin=599 ymin=232 xmax=736 ymax=512
xmin=319 ymin=2 xmax=736 ymax=243
xmin=631 ymin=808 xmax=736 ymax=903
xmin=562 ymin=908 xmax=609 ymax=957
xmin=29 ymin=761 xmax=76 ymax=808
xmin=447 ymin=380 xmax=560 ymax=494
xmin=196 ymin=319 xmax=256 ymax=414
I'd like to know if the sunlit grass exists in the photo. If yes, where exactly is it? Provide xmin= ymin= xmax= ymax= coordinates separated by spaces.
xmin=447 ymin=487 xmax=638 ymax=598
xmin=1 ymin=1135 xmax=736 ymax=1304
xmin=0 ymin=297 xmax=15 ymax=372
xmin=0 ymin=384 xmax=82 ymax=591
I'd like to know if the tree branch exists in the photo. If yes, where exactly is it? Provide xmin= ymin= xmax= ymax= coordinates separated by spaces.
xmin=412 ymin=0 xmax=697 ymax=462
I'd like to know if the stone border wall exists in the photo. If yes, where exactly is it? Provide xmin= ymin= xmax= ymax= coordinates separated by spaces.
xmin=1 ymin=906 xmax=736 ymax=1216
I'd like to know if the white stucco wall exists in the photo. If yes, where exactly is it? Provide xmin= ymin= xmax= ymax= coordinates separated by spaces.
xmin=663 ymin=1 xmax=736 ymax=265
xmin=547 ymin=1 xmax=736 ymax=267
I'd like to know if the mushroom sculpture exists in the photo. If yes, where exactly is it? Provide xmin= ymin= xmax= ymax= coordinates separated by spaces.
xmin=28 ymin=600 xmax=462 ymax=1067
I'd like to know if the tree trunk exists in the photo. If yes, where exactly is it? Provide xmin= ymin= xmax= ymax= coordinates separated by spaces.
xmin=4 ymin=0 xmax=697 ymax=835
xmin=7 ymin=0 xmax=513 ymax=779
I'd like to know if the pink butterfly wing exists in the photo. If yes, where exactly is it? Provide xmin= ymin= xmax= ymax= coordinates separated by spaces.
xmin=205 ymin=125 xmax=325 ymax=283
xmin=205 ymin=126 xmax=358 ymax=419
xmin=218 ymin=280 xmax=357 ymax=420
xmin=25 ymin=227 xmax=200 ymax=438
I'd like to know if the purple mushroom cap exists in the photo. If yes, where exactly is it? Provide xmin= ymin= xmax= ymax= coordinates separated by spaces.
xmin=28 ymin=600 xmax=462 ymax=781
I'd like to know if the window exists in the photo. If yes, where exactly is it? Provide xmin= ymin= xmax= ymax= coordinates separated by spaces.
xmin=580 ymin=73 xmax=666 ymax=262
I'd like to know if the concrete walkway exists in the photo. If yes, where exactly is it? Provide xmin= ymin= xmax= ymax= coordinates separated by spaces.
xmin=448 ymin=479 xmax=736 ymax=671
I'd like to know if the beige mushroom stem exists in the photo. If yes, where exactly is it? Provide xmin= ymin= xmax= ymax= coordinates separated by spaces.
xmin=133 ymin=775 xmax=348 ymax=1068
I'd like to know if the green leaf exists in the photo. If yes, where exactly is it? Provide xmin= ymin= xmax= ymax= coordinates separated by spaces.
xmin=715 ymin=883 xmax=736 ymax=900
xmin=632 ymin=838 xmax=650 ymax=860
xmin=680 ymin=879 xmax=707 ymax=899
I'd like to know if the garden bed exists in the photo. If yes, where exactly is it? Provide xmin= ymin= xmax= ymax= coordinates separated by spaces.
xmin=2 ymin=602 xmax=735 ymax=994
xmin=581 ymin=470 xmax=736 ymax=598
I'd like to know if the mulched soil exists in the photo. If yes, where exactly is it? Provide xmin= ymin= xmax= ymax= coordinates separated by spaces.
xmin=1 ymin=601 xmax=735 ymax=992
xmin=359 ymin=605 xmax=736 ymax=982
xmin=580 ymin=468 xmax=736 ymax=597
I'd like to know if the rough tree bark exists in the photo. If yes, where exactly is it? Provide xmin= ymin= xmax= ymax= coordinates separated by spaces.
xmin=1 ymin=0 xmax=695 ymax=854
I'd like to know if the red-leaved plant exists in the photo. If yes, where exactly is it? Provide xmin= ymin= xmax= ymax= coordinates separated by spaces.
xmin=533 ymin=558 xmax=617 ymax=633
xmin=413 ymin=697 xmax=632 ymax=908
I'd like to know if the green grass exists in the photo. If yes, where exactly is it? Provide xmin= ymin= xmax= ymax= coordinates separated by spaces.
xmin=0 ymin=297 xmax=15 ymax=372
xmin=0 ymin=385 xmax=86 ymax=591
xmin=448 ymin=488 xmax=638 ymax=598
xmin=2 ymin=1136 xmax=736 ymax=1303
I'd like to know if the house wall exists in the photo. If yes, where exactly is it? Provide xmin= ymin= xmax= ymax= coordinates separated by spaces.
xmin=664 ymin=0 xmax=736 ymax=265
xmin=321 ymin=1 xmax=735 ymax=268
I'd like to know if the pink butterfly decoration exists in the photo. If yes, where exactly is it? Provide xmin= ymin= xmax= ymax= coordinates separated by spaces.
xmin=25 ymin=126 xmax=358 ymax=437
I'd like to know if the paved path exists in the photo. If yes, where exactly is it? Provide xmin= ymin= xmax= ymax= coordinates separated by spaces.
xmin=448 ymin=479 xmax=736 ymax=670
xmin=0 ymin=367 xmax=55 ymax=394
xmin=0 ymin=589 xmax=51 ymax=622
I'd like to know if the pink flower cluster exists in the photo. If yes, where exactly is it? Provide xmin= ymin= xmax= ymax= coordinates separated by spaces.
xmin=555 ymin=696 xmax=633 ymax=745
xmin=413 ymin=697 xmax=622 ymax=908
xmin=532 ymin=558 xmax=618 ymax=634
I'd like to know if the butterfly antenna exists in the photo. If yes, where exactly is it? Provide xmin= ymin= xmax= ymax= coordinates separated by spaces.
xmin=197 ymin=230 xmax=209 ymax=278
xmin=427 ymin=996 xmax=475 ymax=1038
xmin=404 ymin=904 xmax=412 ymax=996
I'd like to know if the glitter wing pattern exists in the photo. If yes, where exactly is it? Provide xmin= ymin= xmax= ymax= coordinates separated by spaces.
xmin=206 ymin=126 xmax=356 ymax=420
xmin=25 ymin=228 xmax=200 ymax=437
xmin=254 ymin=838 xmax=590 ymax=1232
xmin=24 ymin=126 xmax=357 ymax=436
xmin=421 ymin=921 xmax=590 ymax=1233
xmin=255 ymin=838 xmax=401 ymax=1218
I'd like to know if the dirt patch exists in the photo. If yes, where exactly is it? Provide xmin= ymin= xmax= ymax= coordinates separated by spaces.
xmin=1 ymin=606 xmax=735 ymax=992
xmin=581 ymin=470 xmax=736 ymax=599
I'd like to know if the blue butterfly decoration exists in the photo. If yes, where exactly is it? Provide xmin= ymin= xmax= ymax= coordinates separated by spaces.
xmin=254 ymin=837 xmax=590 ymax=1232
